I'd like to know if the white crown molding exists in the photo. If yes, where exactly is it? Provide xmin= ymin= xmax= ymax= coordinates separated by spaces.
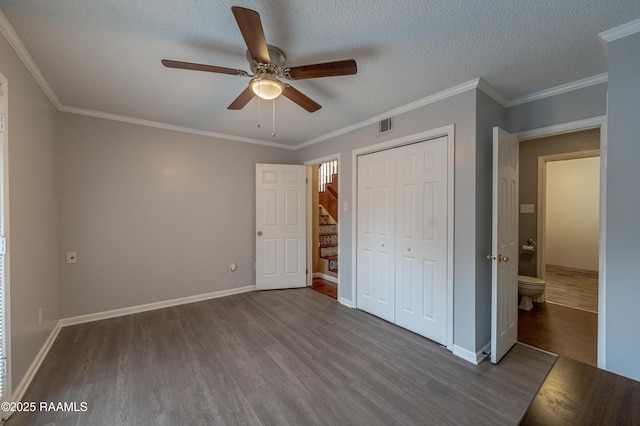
xmin=294 ymin=78 xmax=481 ymax=150
xmin=506 ymin=73 xmax=608 ymax=107
xmin=59 ymin=105 xmax=294 ymax=150
xmin=0 ymin=7 xmax=613 ymax=152
xmin=599 ymin=18 xmax=640 ymax=42
xmin=0 ymin=9 xmax=61 ymax=109
xmin=476 ymin=78 xmax=508 ymax=107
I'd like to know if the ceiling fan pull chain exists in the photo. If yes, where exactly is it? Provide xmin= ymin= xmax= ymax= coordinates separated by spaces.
xmin=272 ymin=98 xmax=276 ymax=137
xmin=257 ymin=96 xmax=261 ymax=128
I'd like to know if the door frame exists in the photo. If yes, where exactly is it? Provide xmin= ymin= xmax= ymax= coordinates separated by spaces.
xmin=304 ymin=153 xmax=341 ymax=297
xmin=351 ymin=124 xmax=455 ymax=350
xmin=515 ymin=115 xmax=607 ymax=369
xmin=537 ymin=149 xmax=601 ymax=281
xmin=0 ymin=73 xmax=11 ymax=410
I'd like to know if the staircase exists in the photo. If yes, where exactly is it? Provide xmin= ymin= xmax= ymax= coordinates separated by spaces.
xmin=317 ymin=161 xmax=338 ymax=273
xmin=319 ymin=207 xmax=338 ymax=273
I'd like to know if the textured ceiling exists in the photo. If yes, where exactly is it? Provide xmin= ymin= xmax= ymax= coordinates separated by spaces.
xmin=0 ymin=0 xmax=638 ymax=147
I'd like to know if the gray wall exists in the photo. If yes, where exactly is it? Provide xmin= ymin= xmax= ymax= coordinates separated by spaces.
xmin=518 ymin=129 xmax=600 ymax=276
xmin=59 ymin=113 xmax=296 ymax=317
xmin=475 ymin=91 xmax=506 ymax=349
xmin=0 ymin=33 xmax=62 ymax=391
xmin=295 ymin=90 xmax=488 ymax=355
xmin=604 ymin=31 xmax=640 ymax=382
xmin=505 ymin=82 xmax=607 ymax=133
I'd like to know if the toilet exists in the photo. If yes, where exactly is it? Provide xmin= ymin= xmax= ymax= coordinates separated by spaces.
xmin=518 ymin=275 xmax=546 ymax=311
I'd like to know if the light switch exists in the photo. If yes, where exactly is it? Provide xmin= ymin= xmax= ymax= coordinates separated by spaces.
xmin=343 ymin=202 xmax=348 ymax=212
xmin=520 ymin=204 xmax=535 ymax=214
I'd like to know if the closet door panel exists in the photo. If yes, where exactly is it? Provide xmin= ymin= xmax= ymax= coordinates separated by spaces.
xmin=357 ymin=150 xmax=396 ymax=322
xmin=395 ymin=137 xmax=449 ymax=344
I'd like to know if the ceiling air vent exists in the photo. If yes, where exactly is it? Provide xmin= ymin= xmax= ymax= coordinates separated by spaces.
xmin=378 ymin=117 xmax=393 ymax=134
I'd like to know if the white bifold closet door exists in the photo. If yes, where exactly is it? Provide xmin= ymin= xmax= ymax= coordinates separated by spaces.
xmin=357 ymin=136 xmax=449 ymax=345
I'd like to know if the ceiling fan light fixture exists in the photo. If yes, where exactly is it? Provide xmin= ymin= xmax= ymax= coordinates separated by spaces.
xmin=250 ymin=76 xmax=284 ymax=100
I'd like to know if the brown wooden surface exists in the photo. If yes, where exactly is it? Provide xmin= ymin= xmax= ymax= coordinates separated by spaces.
xmin=518 ymin=301 xmax=597 ymax=366
xmin=311 ymin=277 xmax=337 ymax=299
xmin=7 ymin=288 xmax=554 ymax=425
xmin=521 ymin=357 xmax=640 ymax=425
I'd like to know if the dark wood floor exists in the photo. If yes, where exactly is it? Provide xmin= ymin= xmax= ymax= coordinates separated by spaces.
xmin=518 ymin=301 xmax=597 ymax=366
xmin=521 ymin=357 xmax=640 ymax=425
xmin=310 ymin=277 xmax=337 ymax=299
xmin=8 ymin=288 xmax=554 ymax=425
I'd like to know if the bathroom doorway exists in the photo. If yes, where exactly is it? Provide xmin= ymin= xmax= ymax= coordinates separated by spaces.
xmin=516 ymin=128 xmax=601 ymax=367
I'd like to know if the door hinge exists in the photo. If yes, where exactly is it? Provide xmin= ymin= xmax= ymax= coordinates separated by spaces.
xmin=0 ymin=236 xmax=5 ymax=255
xmin=0 ymin=114 xmax=5 ymax=133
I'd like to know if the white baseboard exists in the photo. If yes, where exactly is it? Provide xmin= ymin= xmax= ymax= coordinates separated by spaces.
xmin=312 ymin=272 xmax=338 ymax=284
xmin=452 ymin=343 xmax=489 ymax=365
xmin=339 ymin=297 xmax=354 ymax=308
xmin=11 ymin=285 xmax=256 ymax=407
xmin=60 ymin=285 xmax=256 ymax=327
xmin=11 ymin=321 xmax=63 ymax=404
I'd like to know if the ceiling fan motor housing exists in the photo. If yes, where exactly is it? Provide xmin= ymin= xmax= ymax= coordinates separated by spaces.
xmin=248 ymin=45 xmax=286 ymax=77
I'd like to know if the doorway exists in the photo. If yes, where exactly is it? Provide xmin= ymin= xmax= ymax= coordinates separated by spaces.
xmin=516 ymin=128 xmax=601 ymax=366
xmin=305 ymin=155 xmax=340 ymax=300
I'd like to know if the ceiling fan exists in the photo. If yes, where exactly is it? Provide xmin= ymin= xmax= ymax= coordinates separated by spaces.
xmin=162 ymin=6 xmax=358 ymax=113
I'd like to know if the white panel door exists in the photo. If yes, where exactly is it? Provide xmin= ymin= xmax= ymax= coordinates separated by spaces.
xmin=357 ymin=150 xmax=396 ymax=322
xmin=394 ymin=137 xmax=449 ymax=344
xmin=491 ymin=127 xmax=519 ymax=363
xmin=256 ymin=164 xmax=306 ymax=290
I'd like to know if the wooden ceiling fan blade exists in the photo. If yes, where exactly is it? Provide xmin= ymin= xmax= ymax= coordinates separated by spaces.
xmin=162 ymin=59 xmax=248 ymax=76
xmin=228 ymin=86 xmax=255 ymax=110
xmin=231 ymin=6 xmax=270 ymax=64
xmin=284 ymin=59 xmax=357 ymax=80
xmin=282 ymin=85 xmax=321 ymax=112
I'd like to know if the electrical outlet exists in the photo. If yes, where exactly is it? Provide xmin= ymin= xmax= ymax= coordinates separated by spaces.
xmin=66 ymin=251 xmax=77 ymax=264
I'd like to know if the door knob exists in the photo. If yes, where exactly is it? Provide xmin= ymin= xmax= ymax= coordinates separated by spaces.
xmin=407 ymin=247 xmax=411 ymax=252
xmin=498 ymin=255 xmax=510 ymax=262
xmin=381 ymin=243 xmax=384 ymax=247
xmin=257 ymin=231 xmax=263 ymax=236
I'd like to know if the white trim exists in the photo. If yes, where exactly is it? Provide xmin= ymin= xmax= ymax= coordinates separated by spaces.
xmin=452 ymin=344 xmax=488 ymax=365
xmin=599 ymin=18 xmax=640 ymax=42
xmin=297 ymin=80 xmax=479 ymax=149
xmin=506 ymin=74 xmax=608 ymax=107
xmin=59 ymin=106 xmax=294 ymax=150
xmin=59 ymin=285 xmax=255 ymax=327
xmin=514 ymin=115 xmax=607 ymax=370
xmin=515 ymin=116 xmax=606 ymax=141
xmin=312 ymin=273 xmax=338 ymax=284
xmin=338 ymin=297 xmax=354 ymax=308
xmin=304 ymin=153 xmax=341 ymax=295
xmin=476 ymin=78 xmax=508 ymax=107
xmin=11 ymin=323 xmax=62 ymax=406
xmin=351 ymin=124 xmax=456 ymax=351
xmin=0 ymin=10 xmax=61 ymax=109
xmin=0 ymin=73 xmax=11 ymax=413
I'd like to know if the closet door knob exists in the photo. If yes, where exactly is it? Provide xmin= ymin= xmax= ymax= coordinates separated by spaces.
xmin=407 ymin=247 xmax=411 ymax=252
xmin=381 ymin=243 xmax=385 ymax=247
xmin=257 ymin=231 xmax=263 ymax=236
